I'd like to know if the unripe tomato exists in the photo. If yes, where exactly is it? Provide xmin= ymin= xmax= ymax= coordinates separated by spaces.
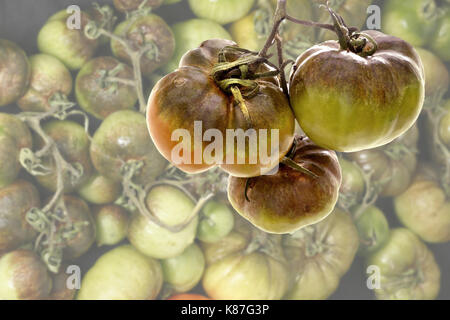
xmin=416 ymin=48 xmax=449 ymax=97
xmin=90 ymin=110 xmax=167 ymax=185
xmin=77 ymin=245 xmax=163 ymax=300
xmin=290 ymin=30 xmax=425 ymax=152
xmin=111 ymin=14 xmax=175 ymax=77
xmin=438 ymin=100 xmax=450 ymax=147
xmin=431 ymin=12 xmax=450 ymax=62
xmin=163 ymin=19 xmax=232 ymax=73
xmin=354 ymin=205 xmax=390 ymax=256
xmin=201 ymin=219 xmax=289 ymax=300
xmin=367 ymin=228 xmax=441 ymax=300
xmin=35 ymin=120 xmax=93 ymax=193
xmin=161 ymin=243 xmax=205 ymax=293
xmin=394 ymin=169 xmax=450 ymax=244
xmin=0 ymin=180 xmax=40 ymax=255
xmin=128 ymin=185 xmax=198 ymax=259
xmin=0 ymin=249 xmax=52 ymax=300
xmin=228 ymin=136 xmax=341 ymax=234
xmin=338 ymin=157 xmax=365 ymax=210
xmin=75 ymin=56 xmax=137 ymax=119
xmin=37 ymin=10 xmax=98 ymax=70
xmin=283 ymin=209 xmax=359 ymax=300
xmin=18 ymin=54 xmax=72 ymax=112
xmin=93 ymin=205 xmax=129 ymax=247
xmin=0 ymin=39 xmax=30 ymax=106
xmin=382 ymin=0 xmax=439 ymax=47
xmin=188 ymin=0 xmax=255 ymax=25
xmin=78 ymin=173 xmax=122 ymax=205
xmin=197 ymin=201 xmax=235 ymax=243
xmin=148 ymin=39 xmax=295 ymax=177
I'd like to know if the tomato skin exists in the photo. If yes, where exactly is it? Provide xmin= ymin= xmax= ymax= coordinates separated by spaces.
xmin=0 ymin=180 xmax=40 ymax=255
xmin=394 ymin=170 xmax=450 ymax=244
xmin=416 ymin=48 xmax=449 ymax=97
xmin=197 ymin=201 xmax=235 ymax=243
xmin=18 ymin=54 xmax=72 ymax=112
xmin=148 ymin=39 xmax=295 ymax=177
xmin=90 ymin=110 xmax=167 ymax=185
xmin=0 ymin=39 xmax=30 ymax=107
xmin=0 ymin=249 xmax=52 ymax=300
xmin=290 ymin=30 xmax=425 ymax=152
xmin=93 ymin=205 xmax=129 ymax=247
xmin=382 ymin=0 xmax=439 ymax=47
xmin=431 ymin=13 xmax=450 ymax=62
xmin=37 ymin=10 xmax=98 ymax=70
xmin=283 ymin=209 xmax=359 ymax=300
xmin=349 ymin=125 xmax=419 ymax=197
xmin=78 ymin=173 xmax=122 ymax=205
xmin=367 ymin=228 xmax=441 ymax=300
xmin=111 ymin=14 xmax=175 ymax=77
xmin=77 ymin=245 xmax=163 ymax=300
xmin=201 ymin=219 xmax=289 ymax=300
xmin=355 ymin=206 xmax=389 ymax=256
xmin=75 ymin=56 xmax=137 ymax=119
xmin=228 ymin=136 xmax=341 ymax=234
xmin=338 ymin=158 xmax=365 ymax=210
xmin=188 ymin=0 xmax=255 ymax=25
xmin=439 ymin=100 xmax=450 ymax=146
xmin=168 ymin=294 xmax=210 ymax=300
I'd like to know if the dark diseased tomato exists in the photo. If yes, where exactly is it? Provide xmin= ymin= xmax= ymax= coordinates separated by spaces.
xmin=111 ymin=14 xmax=175 ymax=77
xmin=90 ymin=110 xmax=167 ymax=185
xmin=148 ymin=39 xmax=295 ymax=177
xmin=0 ymin=249 xmax=52 ymax=300
xmin=228 ymin=136 xmax=341 ymax=234
xmin=37 ymin=10 xmax=98 ymax=70
xmin=0 ymin=39 xmax=30 ymax=107
xmin=35 ymin=120 xmax=93 ymax=193
xmin=290 ymin=30 xmax=425 ymax=152
xmin=0 ymin=180 xmax=40 ymax=255
xmin=75 ymin=56 xmax=137 ymax=119
xmin=18 ymin=54 xmax=73 ymax=112
xmin=46 ymin=264 xmax=77 ymax=300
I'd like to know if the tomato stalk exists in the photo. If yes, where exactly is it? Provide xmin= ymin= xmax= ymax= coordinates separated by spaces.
xmin=17 ymin=96 xmax=91 ymax=273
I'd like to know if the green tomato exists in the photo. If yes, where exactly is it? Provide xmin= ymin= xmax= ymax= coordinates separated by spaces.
xmin=37 ymin=10 xmax=98 ymax=70
xmin=111 ymin=14 xmax=175 ymax=77
xmin=0 ymin=113 xmax=33 ymax=149
xmin=18 ymin=54 xmax=72 ymax=112
xmin=431 ymin=13 xmax=450 ymax=62
xmin=338 ymin=158 xmax=365 ymax=211
xmin=75 ymin=56 xmax=137 ymax=119
xmin=0 ymin=249 xmax=52 ymax=300
xmin=367 ymin=228 xmax=441 ymax=300
xmin=382 ymin=0 xmax=439 ymax=47
xmin=188 ymin=0 xmax=255 ymax=25
xmin=161 ymin=243 xmax=205 ymax=293
xmin=128 ymin=185 xmax=198 ymax=259
xmin=283 ymin=209 xmax=359 ymax=300
xmin=78 ymin=172 xmax=122 ymax=205
xmin=35 ymin=120 xmax=93 ymax=193
xmin=90 ymin=110 xmax=167 ymax=185
xmin=163 ymin=19 xmax=232 ymax=73
xmin=77 ymin=245 xmax=163 ymax=300
xmin=394 ymin=174 xmax=450 ymax=243
xmin=0 ymin=39 xmax=30 ymax=106
xmin=416 ymin=48 xmax=449 ymax=97
xmin=439 ymin=100 xmax=450 ymax=146
xmin=197 ymin=201 xmax=234 ymax=243
xmin=93 ymin=205 xmax=129 ymax=247
xmin=0 ymin=180 xmax=40 ymax=255
xmin=201 ymin=219 xmax=289 ymax=300
xmin=355 ymin=206 xmax=390 ymax=256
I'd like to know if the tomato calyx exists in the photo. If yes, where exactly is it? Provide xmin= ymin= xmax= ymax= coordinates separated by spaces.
xmin=244 ymin=227 xmax=286 ymax=264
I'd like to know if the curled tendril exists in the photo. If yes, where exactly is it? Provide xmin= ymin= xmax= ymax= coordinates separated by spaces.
xmin=41 ymin=248 xmax=63 ymax=274
xmin=84 ymin=20 xmax=102 ymax=40
xmin=26 ymin=208 xmax=51 ymax=233
xmin=19 ymin=148 xmax=52 ymax=176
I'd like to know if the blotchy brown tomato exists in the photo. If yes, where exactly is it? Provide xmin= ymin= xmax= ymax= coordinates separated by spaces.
xmin=148 ymin=39 xmax=295 ymax=177
xmin=228 ymin=136 xmax=342 ymax=234
xmin=290 ymin=30 xmax=425 ymax=152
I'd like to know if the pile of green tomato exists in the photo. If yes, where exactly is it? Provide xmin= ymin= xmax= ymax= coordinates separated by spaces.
xmin=0 ymin=0 xmax=448 ymax=300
